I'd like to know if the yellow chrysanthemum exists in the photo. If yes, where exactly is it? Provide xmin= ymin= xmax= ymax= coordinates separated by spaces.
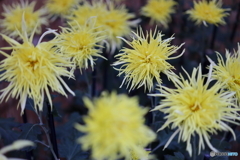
xmin=186 ymin=0 xmax=229 ymax=26
xmin=112 ymin=27 xmax=184 ymax=92
xmin=0 ymin=19 xmax=75 ymax=114
xmin=55 ymin=19 xmax=106 ymax=72
xmin=151 ymin=65 xmax=240 ymax=156
xmin=0 ymin=0 xmax=47 ymax=38
xmin=141 ymin=0 xmax=177 ymax=28
xmin=45 ymin=0 xmax=80 ymax=17
xmin=208 ymin=45 xmax=240 ymax=102
xmin=67 ymin=0 xmax=139 ymax=53
xmin=75 ymin=92 xmax=156 ymax=160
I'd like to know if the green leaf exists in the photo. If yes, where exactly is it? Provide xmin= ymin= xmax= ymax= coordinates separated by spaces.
xmin=56 ymin=112 xmax=83 ymax=139
xmin=0 ymin=118 xmax=20 ymax=145
xmin=235 ymin=130 xmax=240 ymax=144
xmin=58 ymin=129 xmax=89 ymax=160
xmin=156 ymin=129 xmax=179 ymax=150
xmin=56 ymin=112 xmax=89 ymax=159
xmin=51 ymin=104 xmax=62 ymax=118
xmin=211 ymin=138 xmax=231 ymax=151
xmin=18 ymin=123 xmax=41 ymax=141
xmin=165 ymin=152 xmax=185 ymax=160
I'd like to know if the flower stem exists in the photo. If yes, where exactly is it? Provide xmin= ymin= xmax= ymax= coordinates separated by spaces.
xmin=148 ymin=86 xmax=157 ymax=150
xmin=22 ymin=110 xmax=34 ymax=160
xmin=92 ymin=67 xmax=96 ymax=97
xmin=103 ymin=51 xmax=110 ymax=91
xmin=46 ymin=101 xmax=59 ymax=160
xmin=200 ymin=24 xmax=206 ymax=64
xmin=210 ymin=25 xmax=217 ymax=49
xmin=84 ymin=69 xmax=91 ymax=97
xmin=192 ymin=135 xmax=197 ymax=160
xmin=150 ymin=89 xmax=156 ymax=124
xmin=230 ymin=2 xmax=240 ymax=43
xmin=39 ymin=124 xmax=59 ymax=160
xmin=200 ymin=24 xmax=210 ymax=76
xmin=22 ymin=110 xmax=28 ymax=123
xmin=34 ymin=108 xmax=59 ymax=160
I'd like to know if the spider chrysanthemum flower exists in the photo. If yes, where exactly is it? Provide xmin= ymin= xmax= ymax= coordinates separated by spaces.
xmin=186 ymin=0 xmax=229 ymax=26
xmin=0 ymin=20 xmax=75 ymax=114
xmin=112 ymin=27 xmax=184 ymax=92
xmin=67 ymin=0 xmax=139 ymax=53
xmin=45 ymin=0 xmax=80 ymax=18
xmin=75 ymin=92 xmax=156 ymax=160
xmin=55 ymin=19 xmax=106 ymax=72
xmin=208 ymin=45 xmax=240 ymax=103
xmin=141 ymin=0 xmax=177 ymax=28
xmin=150 ymin=65 xmax=240 ymax=156
xmin=0 ymin=0 xmax=47 ymax=38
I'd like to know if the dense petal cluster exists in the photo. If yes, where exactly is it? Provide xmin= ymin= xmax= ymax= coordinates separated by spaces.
xmin=55 ymin=19 xmax=106 ymax=72
xmin=0 ymin=0 xmax=47 ymax=38
xmin=113 ymin=27 xmax=184 ymax=92
xmin=0 ymin=20 xmax=75 ymax=114
xmin=45 ymin=0 xmax=80 ymax=17
xmin=75 ymin=92 xmax=156 ymax=160
xmin=209 ymin=45 xmax=240 ymax=103
xmin=141 ymin=0 xmax=177 ymax=28
xmin=67 ymin=0 xmax=138 ymax=53
xmin=186 ymin=0 xmax=229 ymax=26
xmin=151 ymin=65 xmax=240 ymax=156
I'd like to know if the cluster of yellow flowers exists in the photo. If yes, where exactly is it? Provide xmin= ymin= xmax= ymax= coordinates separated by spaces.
xmin=66 ymin=0 xmax=139 ymax=54
xmin=0 ymin=0 xmax=239 ymax=160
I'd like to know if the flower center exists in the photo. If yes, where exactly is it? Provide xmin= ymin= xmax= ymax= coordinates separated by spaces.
xmin=78 ymin=45 xmax=87 ymax=50
xmin=232 ymin=75 xmax=240 ymax=86
xmin=145 ymin=57 xmax=150 ymax=63
xmin=144 ymin=53 xmax=151 ymax=63
xmin=234 ymin=79 xmax=240 ymax=86
xmin=28 ymin=60 xmax=39 ymax=70
xmin=204 ymin=10 xmax=210 ymax=15
xmin=26 ymin=53 xmax=39 ymax=71
xmin=190 ymin=102 xmax=201 ymax=112
xmin=60 ymin=1 xmax=68 ymax=7
xmin=105 ymin=21 xmax=115 ymax=28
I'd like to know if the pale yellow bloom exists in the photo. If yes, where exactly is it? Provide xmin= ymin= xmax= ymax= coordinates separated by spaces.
xmin=0 ymin=19 xmax=75 ymax=114
xmin=141 ymin=0 xmax=177 ymax=28
xmin=0 ymin=0 xmax=47 ymax=38
xmin=45 ymin=0 xmax=80 ymax=17
xmin=131 ymin=149 xmax=152 ymax=160
xmin=150 ymin=65 xmax=240 ymax=156
xmin=75 ymin=92 xmax=156 ymax=160
xmin=0 ymin=140 xmax=34 ymax=160
xmin=55 ymin=19 xmax=106 ymax=72
xmin=186 ymin=0 xmax=229 ymax=26
xmin=208 ymin=44 xmax=240 ymax=103
xmin=67 ymin=0 xmax=139 ymax=54
xmin=113 ymin=27 xmax=184 ymax=92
